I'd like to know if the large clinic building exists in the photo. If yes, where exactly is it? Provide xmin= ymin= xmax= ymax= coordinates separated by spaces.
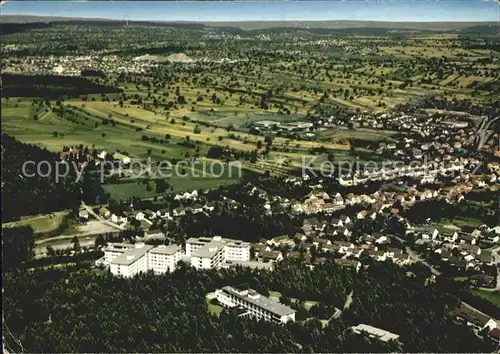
xmin=186 ymin=236 xmax=251 ymax=270
xmin=215 ymin=286 xmax=296 ymax=324
xmin=98 ymin=242 xmax=182 ymax=277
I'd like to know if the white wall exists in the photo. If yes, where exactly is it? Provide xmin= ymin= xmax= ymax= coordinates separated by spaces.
xmin=225 ymin=245 xmax=250 ymax=262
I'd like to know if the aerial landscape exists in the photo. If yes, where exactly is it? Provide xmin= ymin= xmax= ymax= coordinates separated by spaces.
xmin=1 ymin=0 xmax=499 ymax=352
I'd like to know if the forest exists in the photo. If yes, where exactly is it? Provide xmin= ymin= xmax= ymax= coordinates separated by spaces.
xmin=3 ymin=259 xmax=497 ymax=353
xmin=1 ymin=134 xmax=105 ymax=221
xmin=1 ymin=134 xmax=81 ymax=221
xmin=1 ymin=74 xmax=122 ymax=98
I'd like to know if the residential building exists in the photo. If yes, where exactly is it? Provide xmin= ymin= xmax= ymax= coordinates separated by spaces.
xmin=215 ymin=286 xmax=296 ymax=324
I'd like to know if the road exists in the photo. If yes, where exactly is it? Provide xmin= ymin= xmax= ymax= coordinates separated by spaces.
xmin=35 ymin=235 xmax=98 ymax=257
xmin=389 ymin=235 xmax=500 ymax=322
xmin=33 ymin=203 xmax=125 ymax=258
xmin=82 ymin=202 xmax=125 ymax=231
xmin=390 ymin=234 xmax=441 ymax=276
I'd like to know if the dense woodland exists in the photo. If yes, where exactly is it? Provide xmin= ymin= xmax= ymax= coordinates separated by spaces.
xmin=1 ymin=134 xmax=81 ymax=221
xmin=1 ymin=74 xmax=122 ymax=98
xmin=1 ymin=134 xmax=105 ymax=221
xmin=3 ymin=260 xmax=496 ymax=353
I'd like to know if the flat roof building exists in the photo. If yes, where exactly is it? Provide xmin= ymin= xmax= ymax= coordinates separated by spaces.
xmin=148 ymin=244 xmax=182 ymax=274
xmin=351 ymin=324 xmax=400 ymax=342
xmin=190 ymin=240 xmax=226 ymax=270
xmin=109 ymin=243 xmax=154 ymax=278
xmin=99 ymin=242 xmax=182 ymax=277
xmin=186 ymin=236 xmax=251 ymax=269
xmin=215 ymin=286 xmax=296 ymax=324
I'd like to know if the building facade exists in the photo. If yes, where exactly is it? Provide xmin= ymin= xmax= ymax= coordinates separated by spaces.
xmin=108 ymin=243 xmax=153 ymax=278
xmin=99 ymin=242 xmax=181 ymax=277
xmin=186 ymin=236 xmax=251 ymax=269
xmin=148 ymin=244 xmax=182 ymax=274
xmin=215 ymin=286 xmax=296 ymax=324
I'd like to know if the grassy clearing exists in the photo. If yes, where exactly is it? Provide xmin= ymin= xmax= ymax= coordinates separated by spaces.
xmin=269 ymin=291 xmax=282 ymax=299
xmin=472 ymin=290 xmax=500 ymax=307
xmin=3 ymin=211 xmax=70 ymax=235
xmin=103 ymin=183 xmax=164 ymax=201
xmin=205 ymin=293 xmax=224 ymax=316
xmin=441 ymin=216 xmax=484 ymax=229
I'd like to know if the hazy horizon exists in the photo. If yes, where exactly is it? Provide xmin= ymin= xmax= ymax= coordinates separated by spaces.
xmin=1 ymin=0 xmax=499 ymax=23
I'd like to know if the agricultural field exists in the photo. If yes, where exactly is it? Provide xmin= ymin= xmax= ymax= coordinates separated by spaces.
xmin=2 ymin=21 xmax=499 ymax=200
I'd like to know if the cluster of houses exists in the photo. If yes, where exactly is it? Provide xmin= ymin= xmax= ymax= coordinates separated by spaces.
xmin=291 ymin=180 xmax=482 ymax=217
xmin=411 ymin=225 xmax=500 ymax=273
xmin=60 ymin=147 xmax=132 ymax=166
xmin=251 ymin=218 xmax=411 ymax=269
xmin=252 ymin=120 xmax=314 ymax=133
xmin=338 ymin=157 xmax=497 ymax=187
xmin=3 ymin=54 xmax=159 ymax=76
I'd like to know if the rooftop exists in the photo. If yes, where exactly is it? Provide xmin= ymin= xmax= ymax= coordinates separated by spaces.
xmin=351 ymin=324 xmax=400 ymax=342
xmin=104 ymin=243 xmax=135 ymax=252
xmin=191 ymin=241 xmax=225 ymax=259
xmin=149 ymin=244 xmax=181 ymax=255
xmin=110 ymin=244 xmax=154 ymax=266
xmin=187 ymin=236 xmax=250 ymax=249
xmin=221 ymin=286 xmax=296 ymax=317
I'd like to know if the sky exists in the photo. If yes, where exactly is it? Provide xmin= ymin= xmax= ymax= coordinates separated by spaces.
xmin=1 ymin=1 xmax=499 ymax=22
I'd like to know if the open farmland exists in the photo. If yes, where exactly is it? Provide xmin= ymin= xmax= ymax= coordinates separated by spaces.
xmin=2 ymin=20 xmax=499 ymax=199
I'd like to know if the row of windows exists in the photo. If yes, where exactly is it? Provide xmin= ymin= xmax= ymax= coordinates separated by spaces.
xmin=226 ymin=295 xmax=279 ymax=318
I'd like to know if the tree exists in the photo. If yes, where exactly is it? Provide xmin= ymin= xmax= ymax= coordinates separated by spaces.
xmin=155 ymin=179 xmax=169 ymax=193
xmin=95 ymin=234 xmax=107 ymax=249
xmin=46 ymin=246 xmax=56 ymax=259
xmin=3 ymin=226 xmax=34 ymax=270
xmin=72 ymin=236 xmax=81 ymax=253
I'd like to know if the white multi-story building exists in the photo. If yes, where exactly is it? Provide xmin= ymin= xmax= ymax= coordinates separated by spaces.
xmin=186 ymin=236 xmax=251 ymax=269
xmin=215 ymin=286 xmax=296 ymax=324
xmin=148 ymin=244 xmax=182 ymax=274
xmin=190 ymin=240 xmax=226 ymax=270
xmin=225 ymin=240 xmax=251 ymax=262
xmin=109 ymin=243 xmax=154 ymax=278
xmin=185 ymin=236 xmax=217 ymax=257
xmin=98 ymin=242 xmax=181 ymax=277
xmin=102 ymin=243 xmax=134 ymax=264
xmin=99 ymin=236 xmax=251 ymax=275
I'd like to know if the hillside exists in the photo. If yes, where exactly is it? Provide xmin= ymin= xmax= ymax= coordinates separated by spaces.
xmin=1 ymin=15 xmax=498 ymax=31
